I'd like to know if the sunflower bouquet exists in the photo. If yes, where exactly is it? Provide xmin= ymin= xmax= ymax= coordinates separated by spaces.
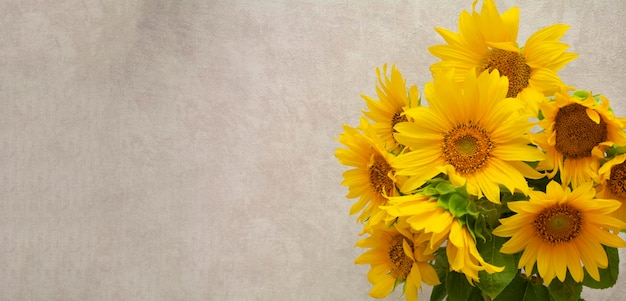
xmin=335 ymin=1 xmax=626 ymax=301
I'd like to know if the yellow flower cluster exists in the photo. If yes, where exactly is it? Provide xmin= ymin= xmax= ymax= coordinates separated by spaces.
xmin=335 ymin=1 xmax=626 ymax=300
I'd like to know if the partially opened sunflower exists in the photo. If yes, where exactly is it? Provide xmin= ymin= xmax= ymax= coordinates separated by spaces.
xmin=335 ymin=117 xmax=399 ymax=227
xmin=597 ymin=153 xmax=626 ymax=227
xmin=535 ymin=90 xmax=626 ymax=187
xmin=355 ymin=221 xmax=440 ymax=301
xmin=361 ymin=64 xmax=420 ymax=153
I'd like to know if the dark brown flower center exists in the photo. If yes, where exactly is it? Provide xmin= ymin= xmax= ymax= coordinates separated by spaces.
xmin=534 ymin=204 xmax=582 ymax=244
xmin=479 ymin=48 xmax=531 ymax=98
xmin=554 ymin=103 xmax=608 ymax=159
xmin=388 ymin=234 xmax=414 ymax=279
xmin=391 ymin=111 xmax=408 ymax=132
xmin=442 ymin=122 xmax=493 ymax=175
xmin=608 ymin=162 xmax=626 ymax=198
xmin=369 ymin=153 xmax=394 ymax=195
xmin=391 ymin=111 xmax=408 ymax=147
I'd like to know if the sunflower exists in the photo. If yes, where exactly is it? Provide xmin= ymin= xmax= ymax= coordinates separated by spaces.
xmin=428 ymin=0 xmax=577 ymax=114
xmin=355 ymin=222 xmax=440 ymax=301
xmin=393 ymin=69 xmax=544 ymax=203
xmin=534 ymin=91 xmax=626 ymax=187
xmin=385 ymin=194 xmax=504 ymax=283
xmin=335 ymin=117 xmax=398 ymax=226
xmin=493 ymin=181 xmax=626 ymax=284
xmin=362 ymin=64 xmax=420 ymax=153
xmin=597 ymin=154 xmax=626 ymax=227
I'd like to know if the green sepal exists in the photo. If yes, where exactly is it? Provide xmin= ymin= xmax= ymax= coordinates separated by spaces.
xmin=434 ymin=180 xmax=457 ymax=195
xmin=465 ymin=214 xmax=490 ymax=243
xmin=447 ymin=192 xmax=472 ymax=217
xmin=418 ymin=178 xmax=478 ymax=220
xmin=572 ymin=90 xmax=589 ymax=100
xmin=537 ymin=109 xmax=545 ymax=120
xmin=604 ymin=144 xmax=626 ymax=159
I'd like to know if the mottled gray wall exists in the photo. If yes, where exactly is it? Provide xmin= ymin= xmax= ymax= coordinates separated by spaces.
xmin=1 ymin=1 xmax=625 ymax=300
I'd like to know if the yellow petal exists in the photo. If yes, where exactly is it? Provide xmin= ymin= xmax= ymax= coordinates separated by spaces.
xmin=367 ymin=264 xmax=390 ymax=283
xmin=355 ymin=249 xmax=386 ymax=265
xmin=586 ymin=107 xmax=601 ymax=124
xmin=552 ymin=244 xmax=568 ymax=282
xmin=419 ymin=262 xmax=441 ymax=286
xmin=499 ymin=230 xmax=532 ymax=254
xmin=369 ymin=275 xmax=395 ymax=298
xmin=565 ymin=245 xmax=584 ymax=282
xmin=474 ymin=171 xmax=501 ymax=203
xmin=500 ymin=6 xmax=520 ymax=41
xmin=574 ymin=238 xmax=600 ymax=281
xmin=518 ymin=240 xmax=540 ymax=271
xmin=405 ymin=271 xmax=419 ymax=301
xmin=528 ymin=68 xmax=562 ymax=95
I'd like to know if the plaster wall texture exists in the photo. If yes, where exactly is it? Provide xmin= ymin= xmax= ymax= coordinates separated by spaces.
xmin=2 ymin=0 xmax=626 ymax=300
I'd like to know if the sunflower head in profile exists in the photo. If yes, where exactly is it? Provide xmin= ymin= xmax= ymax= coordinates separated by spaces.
xmin=335 ymin=117 xmax=399 ymax=227
xmin=393 ymin=69 xmax=544 ymax=203
xmin=428 ymin=0 xmax=577 ymax=115
xmin=597 ymin=153 xmax=626 ymax=227
xmin=535 ymin=90 xmax=626 ymax=187
xmin=362 ymin=64 xmax=420 ymax=153
xmin=354 ymin=221 xmax=440 ymax=301
xmin=493 ymin=181 xmax=626 ymax=285
xmin=384 ymin=191 xmax=504 ymax=284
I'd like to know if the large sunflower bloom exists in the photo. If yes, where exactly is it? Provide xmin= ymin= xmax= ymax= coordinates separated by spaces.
xmin=535 ymin=91 xmax=626 ymax=187
xmin=393 ymin=69 xmax=544 ymax=203
xmin=362 ymin=64 xmax=420 ymax=152
xmin=335 ymin=117 xmax=398 ymax=226
xmin=385 ymin=194 xmax=504 ymax=283
xmin=597 ymin=154 xmax=626 ymax=227
xmin=428 ymin=0 xmax=577 ymax=114
xmin=355 ymin=222 xmax=440 ymax=301
xmin=493 ymin=181 xmax=626 ymax=284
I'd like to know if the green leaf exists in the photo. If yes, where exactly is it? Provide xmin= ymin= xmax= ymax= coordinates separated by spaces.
xmin=494 ymin=273 xmax=550 ymax=301
xmin=446 ymin=271 xmax=474 ymax=301
xmin=430 ymin=248 xmax=448 ymax=301
xmin=548 ymin=273 xmax=583 ymax=301
xmin=476 ymin=236 xmax=518 ymax=299
xmin=475 ymin=197 xmax=503 ymax=229
xmin=582 ymin=246 xmax=619 ymax=289
xmin=430 ymin=283 xmax=447 ymax=301
xmin=467 ymin=287 xmax=485 ymax=301
xmin=466 ymin=198 xmax=480 ymax=216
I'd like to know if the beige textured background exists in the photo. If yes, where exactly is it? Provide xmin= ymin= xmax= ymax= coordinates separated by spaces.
xmin=2 ymin=0 xmax=626 ymax=300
